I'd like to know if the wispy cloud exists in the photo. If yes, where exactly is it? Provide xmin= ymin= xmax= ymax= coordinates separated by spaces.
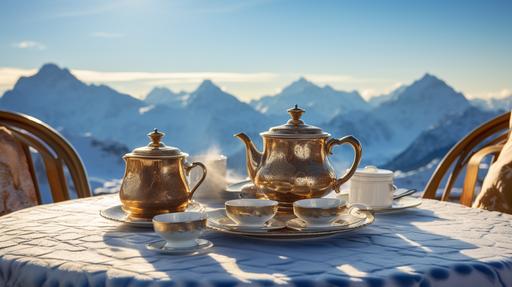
xmin=72 ymin=70 xmax=278 ymax=83
xmin=12 ymin=41 xmax=46 ymax=50
xmin=0 ymin=67 xmax=279 ymax=98
xmin=485 ymin=88 xmax=511 ymax=99
xmin=362 ymin=82 xmax=404 ymax=98
xmin=304 ymin=74 xmax=390 ymax=84
xmin=466 ymin=88 xmax=512 ymax=99
xmin=0 ymin=67 xmax=37 ymax=93
xmin=90 ymin=32 xmax=124 ymax=39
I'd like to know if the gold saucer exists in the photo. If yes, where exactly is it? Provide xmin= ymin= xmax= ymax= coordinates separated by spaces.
xmin=100 ymin=201 xmax=205 ymax=228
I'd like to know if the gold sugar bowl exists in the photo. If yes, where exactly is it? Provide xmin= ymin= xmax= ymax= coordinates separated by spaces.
xmin=119 ymin=129 xmax=207 ymax=219
xmin=235 ymin=105 xmax=362 ymax=210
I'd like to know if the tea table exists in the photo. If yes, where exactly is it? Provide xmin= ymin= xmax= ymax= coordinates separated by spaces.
xmin=0 ymin=194 xmax=511 ymax=286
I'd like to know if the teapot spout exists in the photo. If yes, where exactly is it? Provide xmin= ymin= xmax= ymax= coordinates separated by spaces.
xmin=234 ymin=132 xmax=262 ymax=181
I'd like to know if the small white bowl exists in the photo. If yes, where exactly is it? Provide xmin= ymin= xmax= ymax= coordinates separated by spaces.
xmin=153 ymin=212 xmax=207 ymax=248
xmin=225 ymin=199 xmax=278 ymax=226
xmin=293 ymin=198 xmax=347 ymax=226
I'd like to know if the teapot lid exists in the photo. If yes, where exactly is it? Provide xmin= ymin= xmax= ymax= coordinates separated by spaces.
xmin=127 ymin=129 xmax=187 ymax=158
xmin=261 ymin=105 xmax=330 ymax=138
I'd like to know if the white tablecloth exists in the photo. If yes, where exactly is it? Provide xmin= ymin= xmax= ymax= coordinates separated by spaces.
xmin=0 ymin=194 xmax=511 ymax=287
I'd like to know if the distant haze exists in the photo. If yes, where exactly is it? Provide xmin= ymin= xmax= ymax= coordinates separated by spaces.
xmin=0 ymin=66 xmax=509 ymax=102
xmin=0 ymin=63 xmax=508 ymax=192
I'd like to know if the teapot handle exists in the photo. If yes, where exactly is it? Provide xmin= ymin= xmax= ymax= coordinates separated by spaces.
xmin=185 ymin=162 xmax=207 ymax=200
xmin=325 ymin=135 xmax=362 ymax=193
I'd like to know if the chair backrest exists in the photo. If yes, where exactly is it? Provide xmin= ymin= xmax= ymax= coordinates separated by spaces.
xmin=423 ymin=111 xmax=510 ymax=205
xmin=0 ymin=110 xmax=91 ymax=204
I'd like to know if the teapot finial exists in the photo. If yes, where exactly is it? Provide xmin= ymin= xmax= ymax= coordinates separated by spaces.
xmin=287 ymin=105 xmax=305 ymax=126
xmin=148 ymin=128 xmax=165 ymax=147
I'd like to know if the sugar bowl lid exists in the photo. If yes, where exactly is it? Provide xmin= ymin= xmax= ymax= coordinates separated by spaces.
xmin=125 ymin=129 xmax=187 ymax=158
xmin=261 ymin=105 xmax=330 ymax=138
xmin=352 ymin=165 xmax=394 ymax=181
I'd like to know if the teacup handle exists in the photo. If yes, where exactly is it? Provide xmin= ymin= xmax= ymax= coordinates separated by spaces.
xmin=325 ymin=135 xmax=362 ymax=193
xmin=185 ymin=162 xmax=207 ymax=200
xmin=346 ymin=203 xmax=374 ymax=217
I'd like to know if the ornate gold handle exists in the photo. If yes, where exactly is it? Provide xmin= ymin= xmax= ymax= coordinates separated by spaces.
xmin=325 ymin=135 xmax=362 ymax=193
xmin=185 ymin=162 xmax=207 ymax=200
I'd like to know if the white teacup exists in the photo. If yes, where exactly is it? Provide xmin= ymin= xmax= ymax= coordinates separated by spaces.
xmin=225 ymin=199 xmax=278 ymax=226
xmin=348 ymin=165 xmax=395 ymax=208
xmin=293 ymin=198 xmax=347 ymax=226
xmin=153 ymin=212 xmax=207 ymax=248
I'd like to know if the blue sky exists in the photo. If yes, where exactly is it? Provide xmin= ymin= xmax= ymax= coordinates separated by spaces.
xmin=1 ymin=0 xmax=511 ymax=100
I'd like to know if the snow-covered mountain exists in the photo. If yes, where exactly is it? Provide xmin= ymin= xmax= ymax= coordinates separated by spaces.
xmin=250 ymin=77 xmax=369 ymax=124
xmin=372 ymin=74 xmax=470 ymax=143
xmin=0 ymin=64 xmax=143 ymax=137
xmin=383 ymin=107 xmax=501 ymax=172
xmin=185 ymin=79 xmax=274 ymax=153
xmin=144 ymin=87 xmax=188 ymax=107
xmin=1 ymin=63 xmax=505 ymax=193
xmin=326 ymin=111 xmax=394 ymax=165
xmin=471 ymin=95 xmax=512 ymax=112
xmin=0 ymin=64 xmax=270 ymax=159
xmin=324 ymin=74 xmax=472 ymax=164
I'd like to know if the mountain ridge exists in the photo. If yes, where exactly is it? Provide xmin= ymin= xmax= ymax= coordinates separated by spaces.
xmin=250 ymin=77 xmax=369 ymax=124
xmin=1 ymin=63 xmax=506 ymax=191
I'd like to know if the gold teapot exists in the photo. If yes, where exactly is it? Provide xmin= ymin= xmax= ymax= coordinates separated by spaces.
xmin=119 ymin=129 xmax=207 ymax=219
xmin=235 ymin=105 xmax=362 ymax=209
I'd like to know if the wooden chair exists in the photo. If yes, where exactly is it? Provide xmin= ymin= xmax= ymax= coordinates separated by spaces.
xmin=0 ymin=110 xmax=91 ymax=204
xmin=423 ymin=111 xmax=510 ymax=206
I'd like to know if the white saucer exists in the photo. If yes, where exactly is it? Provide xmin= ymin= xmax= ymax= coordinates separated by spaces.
xmin=207 ymin=210 xmax=286 ymax=232
xmin=372 ymin=196 xmax=422 ymax=213
xmin=146 ymin=239 xmax=213 ymax=255
xmin=286 ymin=213 xmax=366 ymax=232
xmin=100 ymin=201 xmax=205 ymax=228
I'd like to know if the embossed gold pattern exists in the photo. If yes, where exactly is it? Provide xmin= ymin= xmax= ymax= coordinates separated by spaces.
xmin=119 ymin=129 xmax=207 ymax=219
xmin=153 ymin=215 xmax=206 ymax=233
xmin=225 ymin=199 xmax=278 ymax=225
xmin=293 ymin=198 xmax=347 ymax=225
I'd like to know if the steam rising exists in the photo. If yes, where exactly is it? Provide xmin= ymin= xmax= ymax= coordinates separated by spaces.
xmin=189 ymin=146 xmax=229 ymax=201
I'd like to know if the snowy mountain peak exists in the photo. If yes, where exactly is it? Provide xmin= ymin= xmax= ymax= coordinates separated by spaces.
xmin=148 ymin=86 xmax=174 ymax=96
xmin=283 ymin=77 xmax=317 ymax=93
xmin=420 ymin=72 xmax=437 ymax=81
xmin=188 ymin=79 xmax=242 ymax=110
xmin=250 ymin=78 xmax=369 ymax=124
xmin=196 ymin=79 xmax=221 ymax=93
xmin=10 ymin=63 xmax=81 ymax=93
xmin=414 ymin=73 xmax=445 ymax=88
xmin=144 ymin=87 xmax=187 ymax=106
xmin=394 ymin=73 xmax=467 ymax=104
xmin=36 ymin=63 xmax=77 ymax=82
xmin=295 ymin=76 xmax=312 ymax=85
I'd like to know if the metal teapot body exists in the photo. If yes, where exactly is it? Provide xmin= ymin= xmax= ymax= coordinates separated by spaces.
xmin=120 ymin=129 xmax=206 ymax=219
xmin=235 ymin=106 xmax=362 ymax=209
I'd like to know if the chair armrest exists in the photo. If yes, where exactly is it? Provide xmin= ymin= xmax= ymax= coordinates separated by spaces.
xmin=461 ymin=144 xmax=504 ymax=206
